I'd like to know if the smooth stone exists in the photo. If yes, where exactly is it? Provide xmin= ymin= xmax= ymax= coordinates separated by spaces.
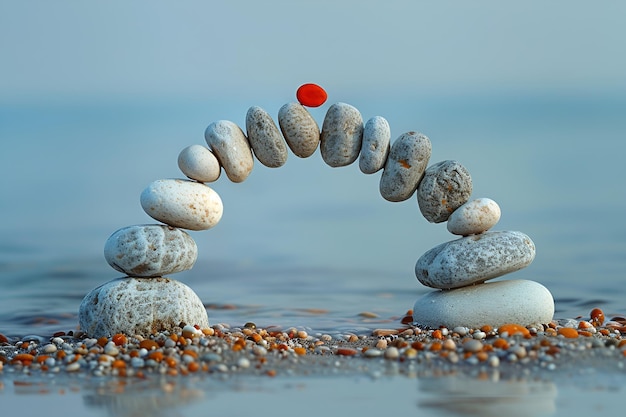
xmin=417 ymin=160 xmax=472 ymax=223
xmin=177 ymin=145 xmax=221 ymax=183
xmin=79 ymin=277 xmax=209 ymax=338
xmin=320 ymin=102 xmax=363 ymax=167
xmin=140 ymin=179 xmax=223 ymax=231
xmin=245 ymin=106 xmax=288 ymax=168
xmin=204 ymin=120 xmax=254 ymax=182
xmin=359 ymin=116 xmax=390 ymax=174
xmin=415 ymin=231 xmax=536 ymax=289
xmin=447 ymin=198 xmax=501 ymax=236
xmin=379 ymin=132 xmax=432 ymax=202
xmin=104 ymin=224 xmax=197 ymax=277
xmin=412 ymin=279 xmax=554 ymax=329
xmin=277 ymin=102 xmax=320 ymax=158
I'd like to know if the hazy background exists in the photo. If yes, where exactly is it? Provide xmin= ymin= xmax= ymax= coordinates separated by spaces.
xmin=1 ymin=1 xmax=625 ymax=332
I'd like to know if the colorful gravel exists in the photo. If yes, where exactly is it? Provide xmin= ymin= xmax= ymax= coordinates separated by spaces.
xmin=1 ymin=308 xmax=626 ymax=380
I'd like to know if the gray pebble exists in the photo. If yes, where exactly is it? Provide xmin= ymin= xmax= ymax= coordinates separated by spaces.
xmin=320 ymin=102 xmax=363 ymax=167
xmin=417 ymin=160 xmax=472 ymax=223
xmin=415 ymin=230 xmax=536 ymax=289
xmin=379 ymin=132 xmax=431 ymax=202
xmin=104 ymin=224 xmax=197 ymax=277
xmin=278 ymin=103 xmax=320 ymax=158
xmin=359 ymin=116 xmax=390 ymax=174
xmin=204 ymin=120 xmax=254 ymax=182
xmin=245 ymin=106 xmax=288 ymax=168
xmin=177 ymin=144 xmax=221 ymax=183
xmin=79 ymin=277 xmax=209 ymax=338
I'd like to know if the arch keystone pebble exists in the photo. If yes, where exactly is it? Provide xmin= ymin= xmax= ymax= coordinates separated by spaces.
xmin=79 ymin=84 xmax=554 ymax=337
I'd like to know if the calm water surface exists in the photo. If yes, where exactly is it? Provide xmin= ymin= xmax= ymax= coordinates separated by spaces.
xmin=1 ymin=91 xmax=625 ymax=415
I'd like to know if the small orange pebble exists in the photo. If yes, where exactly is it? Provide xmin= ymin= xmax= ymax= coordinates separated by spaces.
xmin=187 ymin=362 xmax=200 ymax=373
xmin=590 ymin=308 xmax=605 ymax=326
xmin=20 ymin=342 xmax=30 ymax=350
xmin=0 ymin=333 xmax=8 ymax=344
xmin=249 ymin=333 xmax=263 ymax=343
xmin=558 ymin=327 xmax=579 ymax=338
xmin=578 ymin=320 xmax=593 ymax=329
xmin=476 ymin=351 xmax=488 ymax=362
xmin=97 ymin=337 xmax=109 ymax=347
xmin=293 ymin=347 xmax=307 ymax=355
xmin=266 ymin=369 xmax=277 ymax=377
xmin=202 ymin=327 xmax=215 ymax=336
xmin=36 ymin=355 xmax=50 ymax=364
xmin=618 ymin=340 xmax=626 ymax=348
xmin=164 ymin=357 xmax=177 ymax=368
xmin=599 ymin=329 xmax=610 ymax=336
xmin=578 ymin=330 xmax=593 ymax=337
xmin=139 ymin=340 xmax=159 ymax=350
xmin=12 ymin=353 xmax=35 ymax=364
xmin=498 ymin=323 xmax=530 ymax=337
xmin=129 ymin=350 xmax=140 ymax=358
xmin=336 ymin=348 xmax=358 ymax=356
xmin=296 ymin=83 xmax=327 ymax=107
xmin=148 ymin=351 xmax=164 ymax=362
xmin=432 ymin=330 xmax=443 ymax=340
xmin=401 ymin=315 xmax=414 ymax=325
xmin=480 ymin=325 xmax=493 ymax=333
xmin=112 ymin=359 xmax=126 ymax=369
xmin=112 ymin=334 xmax=127 ymax=346
xmin=169 ymin=334 xmax=179 ymax=342
xmin=411 ymin=341 xmax=424 ymax=350
xmin=430 ymin=342 xmax=442 ymax=352
xmin=56 ymin=350 xmax=67 ymax=360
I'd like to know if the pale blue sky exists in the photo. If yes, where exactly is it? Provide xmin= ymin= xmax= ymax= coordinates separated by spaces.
xmin=2 ymin=1 xmax=625 ymax=101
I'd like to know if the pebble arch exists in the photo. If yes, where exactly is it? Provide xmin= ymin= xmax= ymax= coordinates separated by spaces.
xmin=80 ymin=84 xmax=554 ymax=336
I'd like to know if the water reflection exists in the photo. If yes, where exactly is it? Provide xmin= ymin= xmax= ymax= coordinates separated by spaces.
xmin=82 ymin=377 xmax=208 ymax=417
xmin=418 ymin=371 xmax=556 ymax=417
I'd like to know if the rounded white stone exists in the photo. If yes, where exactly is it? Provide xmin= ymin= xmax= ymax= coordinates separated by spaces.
xmin=415 ymin=230 xmax=536 ymax=289
xmin=412 ymin=279 xmax=554 ymax=329
xmin=320 ymin=102 xmax=363 ymax=167
xmin=245 ymin=106 xmax=288 ymax=168
xmin=140 ymin=179 xmax=223 ymax=231
xmin=277 ymin=102 xmax=320 ymax=158
xmin=177 ymin=145 xmax=221 ymax=183
xmin=417 ymin=160 xmax=472 ymax=223
xmin=359 ymin=116 xmax=390 ymax=174
xmin=447 ymin=198 xmax=501 ymax=236
xmin=104 ymin=224 xmax=197 ymax=277
xmin=379 ymin=132 xmax=432 ymax=202
xmin=204 ymin=120 xmax=254 ymax=183
xmin=79 ymin=277 xmax=209 ymax=338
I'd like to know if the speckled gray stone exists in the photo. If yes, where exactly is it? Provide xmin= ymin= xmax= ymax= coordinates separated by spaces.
xmin=379 ymin=132 xmax=431 ymax=202
xmin=415 ymin=231 xmax=536 ymax=289
xmin=413 ymin=279 xmax=554 ymax=329
xmin=447 ymin=198 xmax=501 ymax=236
xmin=320 ymin=102 xmax=363 ymax=167
xmin=278 ymin=103 xmax=320 ymax=158
xmin=204 ymin=120 xmax=254 ymax=182
xmin=177 ymin=144 xmax=221 ymax=183
xmin=359 ymin=116 xmax=390 ymax=174
xmin=104 ymin=224 xmax=197 ymax=277
xmin=245 ymin=106 xmax=288 ymax=168
xmin=140 ymin=179 xmax=223 ymax=231
xmin=417 ymin=160 xmax=472 ymax=223
xmin=79 ymin=277 xmax=209 ymax=338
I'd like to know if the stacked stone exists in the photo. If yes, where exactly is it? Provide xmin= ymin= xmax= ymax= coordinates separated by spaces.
xmin=79 ymin=162 xmax=224 ymax=338
xmin=78 ymin=88 xmax=554 ymax=337
xmin=413 ymin=195 xmax=555 ymax=329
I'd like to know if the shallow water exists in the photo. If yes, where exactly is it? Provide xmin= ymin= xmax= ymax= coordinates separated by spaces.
xmin=1 ymin=91 xmax=626 ymax=414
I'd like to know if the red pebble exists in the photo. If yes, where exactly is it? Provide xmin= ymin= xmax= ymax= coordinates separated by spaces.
xmin=296 ymin=83 xmax=328 ymax=107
